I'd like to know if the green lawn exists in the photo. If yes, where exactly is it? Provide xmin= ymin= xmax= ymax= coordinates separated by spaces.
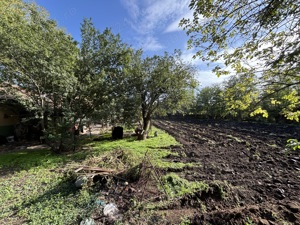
xmin=0 ymin=127 xmax=191 ymax=225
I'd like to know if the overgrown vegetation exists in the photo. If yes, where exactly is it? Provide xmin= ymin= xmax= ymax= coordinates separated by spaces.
xmin=0 ymin=127 xmax=202 ymax=224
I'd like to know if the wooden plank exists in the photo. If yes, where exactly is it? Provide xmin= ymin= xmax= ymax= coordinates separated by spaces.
xmin=74 ymin=167 xmax=84 ymax=173
xmin=76 ymin=172 xmax=111 ymax=176
xmin=81 ymin=166 xmax=115 ymax=173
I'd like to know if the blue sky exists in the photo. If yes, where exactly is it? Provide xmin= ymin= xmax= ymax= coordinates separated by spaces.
xmin=30 ymin=0 xmax=229 ymax=87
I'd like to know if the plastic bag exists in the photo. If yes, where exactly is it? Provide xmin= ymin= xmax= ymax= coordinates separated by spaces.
xmin=103 ymin=203 xmax=119 ymax=216
xmin=80 ymin=218 xmax=96 ymax=225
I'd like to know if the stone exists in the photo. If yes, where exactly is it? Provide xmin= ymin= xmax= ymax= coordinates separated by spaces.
xmin=80 ymin=218 xmax=96 ymax=225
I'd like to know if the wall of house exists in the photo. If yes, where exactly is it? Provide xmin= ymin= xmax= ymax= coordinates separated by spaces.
xmin=0 ymin=109 xmax=20 ymax=136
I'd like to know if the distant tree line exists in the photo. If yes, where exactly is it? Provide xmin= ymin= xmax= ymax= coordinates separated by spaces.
xmin=191 ymin=74 xmax=300 ymax=123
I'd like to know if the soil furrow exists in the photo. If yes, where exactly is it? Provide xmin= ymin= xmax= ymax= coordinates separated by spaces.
xmin=154 ymin=118 xmax=300 ymax=225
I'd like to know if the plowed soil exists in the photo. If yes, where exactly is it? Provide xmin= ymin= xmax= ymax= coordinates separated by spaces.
xmin=152 ymin=117 xmax=300 ymax=225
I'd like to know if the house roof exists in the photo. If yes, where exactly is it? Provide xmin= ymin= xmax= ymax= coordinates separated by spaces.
xmin=0 ymin=83 xmax=32 ymax=117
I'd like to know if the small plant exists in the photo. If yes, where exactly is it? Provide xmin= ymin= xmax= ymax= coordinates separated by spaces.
xmin=200 ymin=203 xmax=207 ymax=212
xmin=180 ymin=216 xmax=191 ymax=225
xmin=245 ymin=217 xmax=254 ymax=225
xmin=286 ymin=139 xmax=300 ymax=151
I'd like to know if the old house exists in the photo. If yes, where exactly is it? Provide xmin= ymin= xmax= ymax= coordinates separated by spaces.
xmin=0 ymin=85 xmax=31 ymax=143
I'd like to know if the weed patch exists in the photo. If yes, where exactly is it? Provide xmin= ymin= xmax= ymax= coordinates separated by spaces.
xmin=161 ymin=173 xmax=208 ymax=199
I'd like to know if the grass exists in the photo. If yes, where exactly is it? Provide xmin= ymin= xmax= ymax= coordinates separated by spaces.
xmin=161 ymin=173 xmax=208 ymax=199
xmin=0 ymin=149 xmax=66 ymax=170
xmin=0 ymin=152 xmax=95 ymax=225
xmin=0 ymin=127 xmax=195 ymax=225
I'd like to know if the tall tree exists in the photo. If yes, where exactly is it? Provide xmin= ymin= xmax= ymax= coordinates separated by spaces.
xmin=121 ymin=50 xmax=197 ymax=138
xmin=0 ymin=0 xmax=79 ymax=151
xmin=222 ymin=74 xmax=260 ymax=120
xmin=0 ymin=0 xmax=78 ymax=125
xmin=181 ymin=0 xmax=300 ymax=121
xmin=75 ymin=18 xmax=132 ymax=126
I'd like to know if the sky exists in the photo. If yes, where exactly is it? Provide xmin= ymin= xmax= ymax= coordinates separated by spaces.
xmin=29 ymin=0 xmax=229 ymax=88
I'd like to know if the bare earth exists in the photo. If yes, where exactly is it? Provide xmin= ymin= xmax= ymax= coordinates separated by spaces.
xmin=151 ymin=117 xmax=300 ymax=225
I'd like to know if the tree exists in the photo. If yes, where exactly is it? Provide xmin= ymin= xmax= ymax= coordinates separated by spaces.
xmin=193 ymin=84 xmax=225 ymax=119
xmin=222 ymin=74 xmax=261 ymax=120
xmin=121 ymin=50 xmax=197 ymax=139
xmin=181 ymin=0 xmax=300 ymax=121
xmin=75 ymin=18 xmax=132 ymax=127
xmin=257 ymin=80 xmax=300 ymax=122
xmin=0 ymin=0 xmax=79 ymax=151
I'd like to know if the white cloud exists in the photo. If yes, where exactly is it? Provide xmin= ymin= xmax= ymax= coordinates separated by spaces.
xmin=138 ymin=0 xmax=189 ymax=33
xmin=121 ymin=0 xmax=191 ymax=51
xmin=139 ymin=36 xmax=164 ymax=51
xmin=196 ymin=70 xmax=231 ymax=88
xmin=120 ymin=0 xmax=140 ymax=20
xmin=164 ymin=18 xmax=183 ymax=33
xmin=164 ymin=11 xmax=193 ymax=33
xmin=180 ymin=47 xmax=232 ymax=87
xmin=181 ymin=47 xmax=196 ymax=62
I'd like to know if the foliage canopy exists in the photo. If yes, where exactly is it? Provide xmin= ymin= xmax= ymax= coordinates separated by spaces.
xmin=182 ymin=0 xmax=300 ymax=121
xmin=0 ymin=0 xmax=197 ymax=147
xmin=122 ymin=50 xmax=197 ymax=132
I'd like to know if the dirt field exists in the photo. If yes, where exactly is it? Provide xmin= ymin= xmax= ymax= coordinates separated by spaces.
xmin=152 ymin=117 xmax=300 ymax=225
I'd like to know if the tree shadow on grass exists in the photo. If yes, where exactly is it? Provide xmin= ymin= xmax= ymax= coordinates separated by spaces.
xmin=0 ymin=133 xmax=113 ymax=176
xmin=0 ymin=149 xmax=63 ymax=175
xmin=0 ymin=134 xmax=141 ymax=177
xmin=15 ymin=177 xmax=88 ymax=224
xmin=0 ymin=147 xmax=94 ymax=177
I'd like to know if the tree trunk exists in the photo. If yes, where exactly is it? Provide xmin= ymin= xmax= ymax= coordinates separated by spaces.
xmin=143 ymin=117 xmax=151 ymax=132
xmin=137 ymin=117 xmax=151 ymax=140
xmin=137 ymin=132 xmax=147 ymax=140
